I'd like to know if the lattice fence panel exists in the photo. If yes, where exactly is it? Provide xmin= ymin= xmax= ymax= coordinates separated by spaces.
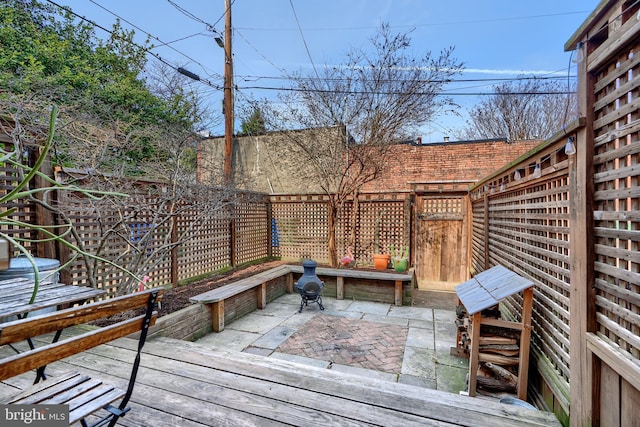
xmin=234 ymin=196 xmax=270 ymax=265
xmin=471 ymin=159 xmax=572 ymax=387
xmin=592 ymin=39 xmax=640 ymax=362
xmin=0 ymin=140 xmax=39 ymax=255
xmin=175 ymin=201 xmax=230 ymax=282
xmin=54 ymin=177 xmax=270 ymax=296
xmin=271 ymin=195 xmax=329 ymax=262
xmin=357 ymin=200 xmax=404 ymax=253
xmin=271 ymin=194 xmax=408 ymax=265
xmin=470 ymin=194 xmax=485 ymax=275
xmin=58 ymin=191 xmax=173 ymax=298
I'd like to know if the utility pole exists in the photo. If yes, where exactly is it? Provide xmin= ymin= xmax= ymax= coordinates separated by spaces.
xmin=222 ymin=0 xmax=234 ymax=185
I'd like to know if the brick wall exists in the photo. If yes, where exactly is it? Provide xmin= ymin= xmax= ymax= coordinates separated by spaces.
xmin=198 ymin=131 xmax=541 ymax=194
xmin=361 ymin=138 xmax=541 ymax=192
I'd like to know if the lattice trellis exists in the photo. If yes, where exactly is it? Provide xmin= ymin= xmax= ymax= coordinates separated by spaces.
xmin=234 ymin=197 xmax=270 ymax=265
xmin=592 ymin=40 xmax=640 ymax=361
xmin=470 ymin=142 xmax=573 ymax=393
xmin=0 ymin=140 xmax=39 ymax=256
xmin=473 ymin=175 xmax=570 ymax=382
xmin=270 ymin=194 xmax=408 ymax=265
xmin=271 ymin=196 xmax=329 ymax=262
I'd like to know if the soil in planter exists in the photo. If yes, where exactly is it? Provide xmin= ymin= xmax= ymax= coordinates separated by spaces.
xmin=92 ymin=260 xmax=287 ymax=326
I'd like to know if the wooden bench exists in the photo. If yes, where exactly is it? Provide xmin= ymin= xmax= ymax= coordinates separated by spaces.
xmin=189 ymin=265 xmax=292 ymax=332
xmin=287 ymin=265 xmax=412 ymax=306
xmin=0 ymin=288 xmax=163 ymax=426
xmin=190 ymin=264 xmax=413 ymax=332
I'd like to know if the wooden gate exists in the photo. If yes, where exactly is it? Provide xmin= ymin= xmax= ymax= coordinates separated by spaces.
xmin=415 ymin=194 xmax=470 ymax=291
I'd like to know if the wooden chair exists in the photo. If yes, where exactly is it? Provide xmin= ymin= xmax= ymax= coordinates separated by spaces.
xmin=0 ymin=288 xmax=162 ymax=427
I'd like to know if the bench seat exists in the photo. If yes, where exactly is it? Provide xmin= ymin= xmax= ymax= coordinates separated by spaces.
xmin=288 ymin=265 xmax=412 ymax=306
xmin=0 ymin=288 xmax=163 ymax=426
xmin=190 ymin=264 xmax=413 ymax=332
xmin=189 ymin=265 xmax=291 ymax=304
xmin=189 ymin=265 xmax=292 ymax=332
xmin=6 ymin=371 xmax=125 ymax=425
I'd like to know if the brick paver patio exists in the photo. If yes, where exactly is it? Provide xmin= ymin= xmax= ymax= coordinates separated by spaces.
xmin=276 ymin=314 xmax=408 ymax=374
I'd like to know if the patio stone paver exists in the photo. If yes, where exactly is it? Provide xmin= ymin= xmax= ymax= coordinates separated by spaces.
xmin=401 ymin=346 xmax=437 ymax=378
xmin=276 ymin=314 xmax=408 ymax=374
xmin=408 ymin=318 xmax=435 ymax=330
xmin=196 ymin=329 xmax=260 ymax=351
xmin=389 ymin=305 xmax=435 ymax=321
xmin=406 ymin=326 xmax=435 ymax=349
xmin=250 ymin=325 xmax=296 ymax=350
xmin=436 ymin=364 xmax=469 ymax=393
xmin=194 ymin=294 xmax=469 ymax=395
xmin=227 ymin=312 xmax=285 ymax=334
xmin=399 ymin=374 xmax=438 ymax=389
xmin=344 ymin=300 xmax=391 ymax=316
xmin=434 ymin=308 xmax=457 ymax=323
xmin=361 ymin=313 xmax=409 ymax=326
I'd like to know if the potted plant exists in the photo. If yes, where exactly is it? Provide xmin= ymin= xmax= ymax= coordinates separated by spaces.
xmin=372 ymin=210 xmax=390 ymax=270
xmin=391 ymin=245 xmax=409 ymax=273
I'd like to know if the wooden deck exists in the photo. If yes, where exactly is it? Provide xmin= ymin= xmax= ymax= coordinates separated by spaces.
xmin=1 ymin=334 xmax=560 ymax=426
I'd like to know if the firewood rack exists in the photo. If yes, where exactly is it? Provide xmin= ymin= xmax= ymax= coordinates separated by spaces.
xmin=454 ymin=265 xmax=534 ymax=400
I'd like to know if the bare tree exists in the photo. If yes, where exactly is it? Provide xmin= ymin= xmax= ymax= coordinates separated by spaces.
xmin=457 ymin=77 xmax=577 ymax=141
xmin=2 ymin=85 xmax=239 ymax=296
xmin=260 ymin=23 xmax=463 ymax=266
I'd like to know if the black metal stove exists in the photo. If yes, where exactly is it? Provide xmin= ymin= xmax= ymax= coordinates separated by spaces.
xmin=295 ymin=260 xmax=325 ymax=313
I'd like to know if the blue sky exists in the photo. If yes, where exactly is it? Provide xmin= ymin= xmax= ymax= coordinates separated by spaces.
xmin=56 ymin=0 xmax=600 ymax=142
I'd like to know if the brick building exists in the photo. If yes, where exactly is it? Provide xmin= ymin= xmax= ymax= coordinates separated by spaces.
xmin=361 ymin=138 xmax=541 ymax=192
xmin=198 ymin=128 xmax=541 ymax=194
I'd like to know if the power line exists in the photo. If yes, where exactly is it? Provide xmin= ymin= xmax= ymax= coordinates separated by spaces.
xmin=85 ymin=0 xmax=211 ymax=72
xmin=235 ymin=74 xmax=575 ymax=84
xmin=235 ymin=10 xmax=592 ymax=32
xmin=236 ymin=84 xmax=575 ymax=97
xmin=167 ymin=0 xmax=225 ymax=38
xmin=289 ymin=0 xmax=320 ymax=80
xmin=45 ymin=0 xmax=222 ymax=90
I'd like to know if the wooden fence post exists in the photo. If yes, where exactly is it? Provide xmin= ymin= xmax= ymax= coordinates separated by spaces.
xmin=267 ymin=200 xmax=273 ymax=258
xmin=171 ymin=215 xmax=178 ymax=286
xmin=483 ymin=193 xmax=490 ymax=270
xmin=569 ymin=59 xmax=596 ymax=427
xmin=34 ymin=148 xmax=56 ymax=259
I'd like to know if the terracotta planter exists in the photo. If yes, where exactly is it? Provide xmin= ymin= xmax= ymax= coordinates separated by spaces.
xmin=372 ymin=253 xmax=390 ymax=270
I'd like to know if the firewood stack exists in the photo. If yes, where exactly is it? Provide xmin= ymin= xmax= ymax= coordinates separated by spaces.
xmin=475 ymin=324 xmax=521 ymax=395
xmin=454 ymin=265 xmax=534 ymax=400
xmin=452 ymin=304 xmax=470 ymax=357
xmin=453 ymin=302 xmax=522 ymax=395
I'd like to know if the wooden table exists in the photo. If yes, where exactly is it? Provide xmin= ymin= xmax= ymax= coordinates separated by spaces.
xmin=0 ymin=277 xmax=105 ymax=320
xmin=0 ymin=277 xmax=106 ymax=382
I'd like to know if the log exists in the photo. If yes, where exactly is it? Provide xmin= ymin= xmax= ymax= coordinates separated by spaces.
xmin=476 ymin=375 xmax=517 ymax=393
xmin=485 ymin=362 xmax=518 ymax=387
xmin=478 ymin=336 xmax=517 ymax=346
xmin=479 ymin=348 xmax=520 ymax=357
xmin=478 ymin=352 xmax=519 ymax=366
xmin=478 ymin=325 xmax=520 ymax=339
xmin=479 ymin=343 xmax=519 ymax=357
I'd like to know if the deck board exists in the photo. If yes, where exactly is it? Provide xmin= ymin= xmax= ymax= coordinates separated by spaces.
xmin=1 ymin=335 xmax=561 ymax=426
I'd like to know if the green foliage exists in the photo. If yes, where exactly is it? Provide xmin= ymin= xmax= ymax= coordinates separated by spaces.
xmin=240 ymin=106 xmax=267 ymax=136
xmin=0 ymin=0 xmax=202 ymax=173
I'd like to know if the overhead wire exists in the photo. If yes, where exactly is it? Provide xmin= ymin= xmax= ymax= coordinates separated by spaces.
xmin=289 ymin=0 xmax=320 ymax=80
xmin=44 ymin=1 xmax=586 ymax=121
xmin=235 ymin=10 xmax=594 ymax=32
xmin=83 ymin=0 xmax=218 ymax=78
